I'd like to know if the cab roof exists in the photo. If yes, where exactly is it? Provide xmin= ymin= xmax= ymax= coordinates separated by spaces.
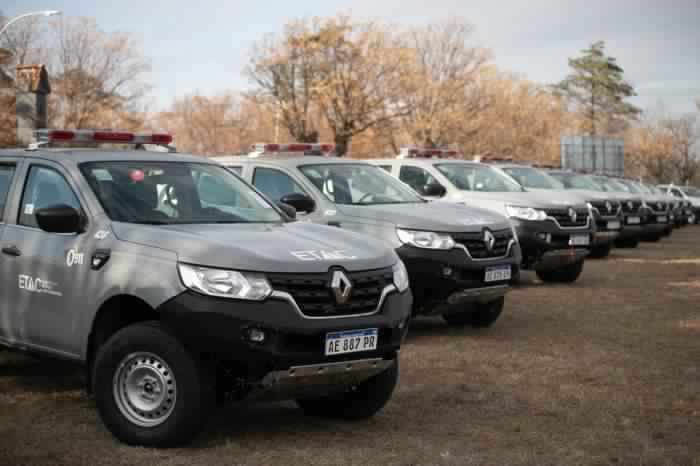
xmin=0 ymin=148 xmax=215 ymax=165
xmin=214 ymin=155 xmax=378 ymax=169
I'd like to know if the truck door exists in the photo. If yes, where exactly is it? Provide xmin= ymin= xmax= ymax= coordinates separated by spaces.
xmin=0 ymin=162 xmax=91 ymax=357
xmin=0 ymin=161 xmax=19 ymax=343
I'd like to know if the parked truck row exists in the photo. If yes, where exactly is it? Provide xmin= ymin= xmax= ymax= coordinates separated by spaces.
xmin=0 ymin=133 xmax=695 ymax=447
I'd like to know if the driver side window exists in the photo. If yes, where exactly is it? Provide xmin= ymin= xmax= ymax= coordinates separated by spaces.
xmin=399 ymin=166 xmax=440 ymax=194
xmin=671 ymin=189 xmax=683 ymax=198
xmin=19 ymin=166 xmax=82 ymax=229
xmin=253 ymin=167 xmax=308 ymax=202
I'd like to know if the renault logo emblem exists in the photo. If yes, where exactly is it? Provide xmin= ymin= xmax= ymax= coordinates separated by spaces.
xmin=568 ymin=208 xmax=577 ymax=223
xmin=330 ymin=270 xmax=353 ymax=305
xmin=627 ymin=201 xmax=634 ymax=210
xmin=483 ymin=229 xmax=495 ymax=251
xmin=605 ymin=201 xmax=612 ymax=213
xmin=657 ymin=202 xmax=663 ymax=211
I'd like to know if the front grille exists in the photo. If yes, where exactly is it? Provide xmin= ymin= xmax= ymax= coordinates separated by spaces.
xmin=267 ymin=268 xmax=392 ymax=318
xmin=622 ymin=200 xmax=642 ymax=213
xmin=590 ymin=200 xmax=621 ymax=217
xmin=544 ymin=208 xmax=590 ymax=228
xmin=452 ymin=228 xmax=514 ymax=259
xmin=649 ymin=201 xmax=668 ymax=213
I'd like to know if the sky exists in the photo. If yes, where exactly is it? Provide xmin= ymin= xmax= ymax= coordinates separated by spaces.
xmin=4 ymin=0 xmax=700 ymax=114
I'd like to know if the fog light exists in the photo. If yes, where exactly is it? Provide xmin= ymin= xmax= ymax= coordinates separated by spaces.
xmin=248 ymin=328 xmax=265 ymax=343
xmin=443 ymin=267 xmax=453 ymax=277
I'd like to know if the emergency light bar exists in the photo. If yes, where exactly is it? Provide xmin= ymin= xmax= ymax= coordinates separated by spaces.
xmin=249 ymin=142 xmax=335 ymax=157
xmin=31 ymin=129 xmax=174 ymax=150
xmin=397 ymin=147 xmax=460 ymax=159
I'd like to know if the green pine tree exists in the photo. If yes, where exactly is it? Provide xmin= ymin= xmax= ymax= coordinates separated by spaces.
xmin=557 ymin=41 xmax=641 ymax=135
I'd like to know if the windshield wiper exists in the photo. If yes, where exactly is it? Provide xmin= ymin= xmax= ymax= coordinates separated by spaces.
xmin=133 ymin=220 xmax=172 ymax=225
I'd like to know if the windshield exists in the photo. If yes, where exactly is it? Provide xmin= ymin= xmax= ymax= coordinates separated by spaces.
xmin=500 ymin=166 xmax=564 ymax=190
xmin=549 ymin=172 xmax=603 ymax=191
xmin=435 ymin=163 xmax=523 ymax=192
xmin=592 ymin=177 xmax=629 ymax=193
xmin=682 ymin=187 xmax=700 ymax=197
xmin=81 ymin=162 xmax=283 ymax=224
xmin=616 ymin=180 xmax=643 ymax=194
xmin=299 ymin=163 xmax=424 ymax=205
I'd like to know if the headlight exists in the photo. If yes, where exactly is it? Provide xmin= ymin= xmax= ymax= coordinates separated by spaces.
xmin=178 ymin=263 xmax=272 ymax=300
xmin=510 ymin=222 xmax=519 ymax=243
xmin=396 ymin=228 xmax=455 ymax=250
xmin=392 ymin=261 xmax=410 ymax=293
xmin=505 ymin=205 xmax=548 ymax=221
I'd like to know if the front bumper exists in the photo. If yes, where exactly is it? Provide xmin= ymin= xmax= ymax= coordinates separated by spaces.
xmin=396 ymin=243 xmax=521 ymax=311
xmin=157 ymin=289 xmax=412 ymax=376
xmin=592 ymin=213 xmax=623 ymax=245
xmin=511 ymin=219 xmax=592 ymax=271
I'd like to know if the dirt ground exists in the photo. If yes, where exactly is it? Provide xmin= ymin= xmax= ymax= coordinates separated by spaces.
xmin=1 ymin=227 xmax=699 ymax=466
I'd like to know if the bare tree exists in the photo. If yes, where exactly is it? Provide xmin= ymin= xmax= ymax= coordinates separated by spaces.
xmin=246 ymin=20 xmax=325 ymax=143
xmin=247 ymin=15 xmax=414 ymax=156
xmin=0 ymin=11 xmax=48 ymax=65
xmin=313 ymin=16 xmax=414 ymax=156
xmin=156 ymin=93 xmax=261 ymax=155
xmin=663 ymin=114 xmax=700 ymax=184
xmin=47 ymin=17 xmax=150 ymax=129
xmin=400 ymin=18 xmax=491 ymax=148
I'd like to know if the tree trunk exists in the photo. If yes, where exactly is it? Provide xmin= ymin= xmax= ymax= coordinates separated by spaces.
xmin=334 ymin=133 xmax=351 ymax=157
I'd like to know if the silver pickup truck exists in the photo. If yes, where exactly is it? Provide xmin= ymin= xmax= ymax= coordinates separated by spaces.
xmin=0 ymin=131 xmax=412 ymax=447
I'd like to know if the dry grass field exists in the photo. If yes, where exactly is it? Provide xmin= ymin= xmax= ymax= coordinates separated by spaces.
xmin=1 ymin=227 xmax=699 ymax=466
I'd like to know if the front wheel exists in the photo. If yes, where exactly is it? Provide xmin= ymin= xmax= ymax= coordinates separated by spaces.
xmin=615 ymin=238 xmax=639 ymax=249
xmin=588 ymin=243 xmax=612 ymax=259
xmin=443 ymin=297 xmax=505 ymax=328
xmin=94 ymin=322 xmax=212 ymax=447
xmin=536 ymin=260 xmax=584 ymax=283
xmin=297 ymin=360 xmax=398 ymax=420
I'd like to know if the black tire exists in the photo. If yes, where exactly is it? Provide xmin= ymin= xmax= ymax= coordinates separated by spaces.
xmin=93 ymin=321 xmax=212 ymax=447
xmin=615 ymin=238 xmax=639 ymax=249
xmin=536 ymin=260 xmax=584 ymax=284
xmin=297 ymin=360 xmax=398 ymax=420
xmin=443 ymin=297 xmax=505 ymax=328
xmin=642 ymin=234 xmax=662 ymax=242
xmin=588 ymin=243 xmax=612 ymax=259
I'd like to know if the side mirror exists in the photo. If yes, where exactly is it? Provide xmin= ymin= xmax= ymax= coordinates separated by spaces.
xmin=35 ymin=204 xmax=84 ymax=234
xmin=279 ymin=193 xmax=316 ymax=214
xmin=421 ymin=183 xmax=446 ymax=197
xmin=277 ymin=202 xmax=297 ymax=219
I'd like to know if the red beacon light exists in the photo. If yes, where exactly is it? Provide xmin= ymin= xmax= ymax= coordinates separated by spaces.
xmin=249 ymin=142 xmax=335 ymax=158
xmin=397 ymin=147 xmax=461 ymax=159
xmin=31 ymin=129 xmax=174 ymax=150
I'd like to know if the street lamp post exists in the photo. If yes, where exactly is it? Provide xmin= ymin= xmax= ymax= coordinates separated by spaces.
xmin=0 ymin=10 xmax=62 ymax=39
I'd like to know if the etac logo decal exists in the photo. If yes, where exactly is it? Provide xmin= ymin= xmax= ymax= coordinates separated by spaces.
xmin=290 ymin=250 xmax=359 ymax=261
xmin=66 ymin=249 xmax=85 ymax=267
xmin=18 ymin=275 xmax=63 ymax=297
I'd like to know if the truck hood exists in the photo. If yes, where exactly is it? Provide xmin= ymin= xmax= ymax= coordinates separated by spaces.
xmin=337 ymin=202 xmax=511 ymax=233
xmin=457 ymin=189 xmax=589 ymax=209
xmin=111 ymin=222 xmax=397 ymax=273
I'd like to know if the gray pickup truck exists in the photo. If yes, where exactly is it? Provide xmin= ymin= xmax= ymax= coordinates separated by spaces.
xmin=217 ymin=146 xmax=521 ymax=328
xmin=494 ymin=164 xmax=623 ymax=259
xmin=0 ymin=130 xmax=412 ymax=447
xmin=368 ymin=156 xmax=593 ymax=283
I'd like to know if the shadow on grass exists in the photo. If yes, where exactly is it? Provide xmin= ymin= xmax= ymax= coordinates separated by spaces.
xmin=0 ymin=352 xmax=83 ymax=394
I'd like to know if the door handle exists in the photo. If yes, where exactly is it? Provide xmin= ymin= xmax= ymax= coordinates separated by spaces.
xmin=327 ymin=221 xmax=341 ymax=227
xmin=1 ymin=245 xmax=21 ymax=257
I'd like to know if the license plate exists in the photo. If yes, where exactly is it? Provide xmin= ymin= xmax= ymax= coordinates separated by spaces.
xmin=607 ymin=220 xmax=621 ymax=230
xmin=325 ymin=329 xmax=378 ymax=356
xmin=485 ymin=265 xmax=511 ymax=283
xmin=657 ymin=216 xmax=668 ymax=223
xmin=627 ymin=216 xmax=641 ymax=225
xmin=569 ymin=234 xmax=590 ymax=246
